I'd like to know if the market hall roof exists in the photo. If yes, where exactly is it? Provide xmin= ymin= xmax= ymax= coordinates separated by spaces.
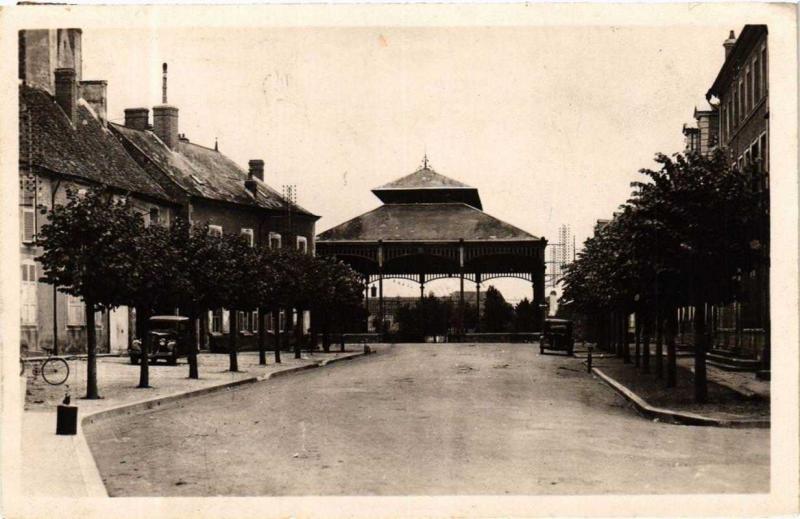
xmin=316 ymin=202 xmax=540 ymax=242
xmin=371 ymin=164 xmax=483 ymax=210
xmin=19 ymin=85 xmax=173 ymax=203
xmin=111 ymin=122 xmax=317 ymax=217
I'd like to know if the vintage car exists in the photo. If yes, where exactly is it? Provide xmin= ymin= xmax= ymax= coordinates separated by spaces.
xmin=539 ymin=318 xmax=574 ymax=356
xmin=129 ymin=315 xmax=191 ymax=365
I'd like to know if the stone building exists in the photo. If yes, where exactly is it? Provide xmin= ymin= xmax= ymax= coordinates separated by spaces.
xmin=679 ymin=25 xmax=769 ymax=370
xmin=110 ymin=65 xmax=319 ymax=352
xmin=706 ymin=25 xmax=769 ymax=369
xmin=18 ymin=29 xmax=180 ymax=354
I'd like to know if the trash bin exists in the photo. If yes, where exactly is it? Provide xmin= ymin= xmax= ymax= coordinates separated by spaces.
xmin=56 ymin=405 xmax=78 ymax=435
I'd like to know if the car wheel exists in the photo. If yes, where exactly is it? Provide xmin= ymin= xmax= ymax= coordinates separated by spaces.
xmin=168 ymin=355 xmax=178 ymax=366
xmin=130 ymin=355 xmax=140 ymax=365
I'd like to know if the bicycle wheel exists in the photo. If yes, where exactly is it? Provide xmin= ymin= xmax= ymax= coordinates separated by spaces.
xmin=41 ymin=358 xmax=69 ymax=385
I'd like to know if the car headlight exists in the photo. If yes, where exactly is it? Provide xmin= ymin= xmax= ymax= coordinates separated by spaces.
xmin=167 ymin=340 xmax=177 ymax=349
xmin=159 ymin=338 xmax=166 ymax=346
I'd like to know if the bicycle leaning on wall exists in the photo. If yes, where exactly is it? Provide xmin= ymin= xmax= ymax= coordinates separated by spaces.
xmin=19 ymin=347 xmax=70 ymax=386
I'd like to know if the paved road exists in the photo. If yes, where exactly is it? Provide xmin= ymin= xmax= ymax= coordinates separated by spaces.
xmin=84 ymin=344 xmax=769 ymax=496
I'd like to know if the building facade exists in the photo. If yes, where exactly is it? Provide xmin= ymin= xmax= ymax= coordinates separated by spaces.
xmin=19 ymin=29 xmax=180 ymax=354
xmin=109 ymin=66 xmax=319 ymax=352
xmin=679 ymin=25 xmax=769 ymax=367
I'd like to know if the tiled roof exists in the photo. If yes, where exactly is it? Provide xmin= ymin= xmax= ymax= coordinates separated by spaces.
xmin=317 ymin=203 xmax=539 ymax=242
xmin=375 ymin=167 xmax=473 ymax=190
xmin=372 ymin=166 xmax=483 ymax=209
xmin=111 ymin=123 xmax=316 ymax=217
xmin=19 ymin=85 xmax=172 ymax=202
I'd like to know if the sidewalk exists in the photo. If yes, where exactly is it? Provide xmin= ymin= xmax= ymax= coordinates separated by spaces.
xmin=19 ymin=347 xmax=386 ymax=497
xmin=574 ymin=343 xmax=769 ymax=400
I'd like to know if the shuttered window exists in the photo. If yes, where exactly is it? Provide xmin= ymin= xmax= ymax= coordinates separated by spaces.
xmin=21 ymin=207 xmax=35 ymax=243
xmin=67 ymin=295 xmax=85 ymax=326
xmin=20 ymin=262 xmax=37 ymax=325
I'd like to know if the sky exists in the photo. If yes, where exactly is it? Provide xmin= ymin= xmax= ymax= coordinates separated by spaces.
xmin=82 ymin=25 xmax=730 ymax=300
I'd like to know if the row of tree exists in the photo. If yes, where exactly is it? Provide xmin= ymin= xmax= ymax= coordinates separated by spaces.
xmin=36 ymin=187 xmax=365 ymax=399
xmin=390 ymin=286 xmax=540 ymax=338
xmin=560 ymin=149 xmax=764 ymax=402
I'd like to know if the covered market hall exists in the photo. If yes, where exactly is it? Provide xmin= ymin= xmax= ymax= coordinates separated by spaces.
xmin=316 ymin=157 xmax=548 ymax=339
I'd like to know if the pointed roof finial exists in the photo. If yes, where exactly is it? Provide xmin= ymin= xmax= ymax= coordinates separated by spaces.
xmin=214 ymin=137 xmax=218 ymax=152
xmin=422 ymin=152 xmax=429 ymax=170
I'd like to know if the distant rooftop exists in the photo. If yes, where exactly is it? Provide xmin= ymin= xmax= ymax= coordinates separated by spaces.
xmin=372 ymin=158 xmax=483 ymax=209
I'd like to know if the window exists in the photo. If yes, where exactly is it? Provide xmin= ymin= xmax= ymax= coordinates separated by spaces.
xmin=149 ymin=207 xmax=160 ymax=226
xmin=738 ymin=80 xmax=744 ymax=122
xmin=760 ymin=133 xmax=768 ymax=173
xmin=279 ymin=310 xmax=286 ymax=331
xmin=297 ymin=236 xmax=308 ymax=253
xmin=238 ymin=311 xmax=248 ymax=332
xmin=211 ymin=309 xmax=222 ymax=333
xmin=753 ymin=56 xmax=761 ymax=102
xmin=20 ymin=261 xmax=37 ymax=325
xmin=266 ymin=313 xmax=274 ymax=332
xmin=269 ymin=232 xmax=281 ymax=250
xmin=761 ymin=47 xmax=768 ymax=96
xmin=251 ymin=310 xmax=260 ymax=332
xmin=240 ymin=228 xmax=254 ymax=247
xmin=21 ymin=206 xmax=35 ymax=243
xmin=744 ymin=68 xmax=751 ymax=114
xmin=67 ymin=295 xmax=85 ymax=326
xmin=208 ymin=225 xmax=223 ymax=238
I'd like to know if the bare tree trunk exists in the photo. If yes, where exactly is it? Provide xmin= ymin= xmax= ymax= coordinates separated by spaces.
xmin=294 ymin=308 xmax=303 ymax=359
xmin=137 ymin=306 xmax=151 ymax=389
xmin=188 ymin=309 xmax=199 ymax=379
xmin=622 ymin=312 xmax=631 ymax=364
xmin=666 ymin=305 xmax=677 ymax=388
xmin=642 ymin=310 xmax=651 ymax=374
xmin=257 ymin=307 xmax=267 ymax=365
xmin=693 ymin=297 xmax=708 ymax=403
xmin=655 ymin=306 xmax=664 ymax=379
xmin=228 ymin=309 xmax=239 ymax=372
xmin=634 ymin=312 xmax=641 ymax=368
xmin=84 ymin=299 xmax=100 ymax=398
xmin=273 ymin=309 xmax=282 ymax=364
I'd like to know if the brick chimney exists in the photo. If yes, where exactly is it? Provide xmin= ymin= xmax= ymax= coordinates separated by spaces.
xmin=54 ymin=68 xmax=78 ymax=124
xmin=124 ymin=108 xmax=149 ymax=130
xmin=723 ymin=30 xmax=736 ymax=58
xmin=153 ymin=63 xmax=179 ymax=149
xmin=79 ymin=80 xmax=107 ymax=125
xmin=248 ymin=160 xmax=265 ymax=181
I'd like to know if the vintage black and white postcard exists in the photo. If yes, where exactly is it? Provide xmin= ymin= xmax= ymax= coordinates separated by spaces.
xmin=0 ymin=3 xmax=797 ymax=518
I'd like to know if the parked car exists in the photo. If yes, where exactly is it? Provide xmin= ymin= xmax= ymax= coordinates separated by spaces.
xmin=540 ymin=318 xmax=574 ymax=356
xmin=129 ymin=315 xmax=191 ymax=365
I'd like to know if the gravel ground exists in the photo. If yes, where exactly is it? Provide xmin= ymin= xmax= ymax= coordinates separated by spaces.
xmin=84 ymin=343 xmax=769 ymax=496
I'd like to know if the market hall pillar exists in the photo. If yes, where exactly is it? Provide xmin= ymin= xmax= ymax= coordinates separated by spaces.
xmin=532 ymin=265 xmax=546 ymax=333
xmin=475 ymin=273 xmax=482 ymax=333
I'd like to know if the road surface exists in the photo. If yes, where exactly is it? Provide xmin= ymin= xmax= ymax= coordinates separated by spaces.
xmin=84 ymin=344 xmax=769 ymax=496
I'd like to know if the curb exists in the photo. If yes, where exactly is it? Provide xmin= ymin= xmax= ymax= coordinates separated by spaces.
xmin=592 ymin=367 xmax=770 ymax=429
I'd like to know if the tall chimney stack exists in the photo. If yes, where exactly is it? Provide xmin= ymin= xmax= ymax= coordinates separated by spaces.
xmin=79 ymin=80 xmax=107 ymax=125
xmin=124 ymin=108 xmax=149 ymax=130
xmin=723 ymin=30 xmax=737 ymax=58
xmin=153 ymin=62 xmax=179 ymax=149
xmin=54 ymin=68 xmax=78 ymax=124
xmin=248 ymin=160 xmax=265 ymax=181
